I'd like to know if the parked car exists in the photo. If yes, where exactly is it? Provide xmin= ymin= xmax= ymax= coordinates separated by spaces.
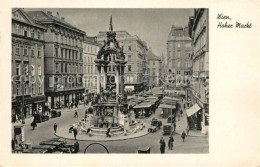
xmin=33 ymin=114 xmax=49 ymax=123
xmin=162 ymin=123 xmax=172 ymax=135
xmin=151 ymin=118 xmax=162 ymax=127
xmin=51 ymin=110 xmax=61 ymax=118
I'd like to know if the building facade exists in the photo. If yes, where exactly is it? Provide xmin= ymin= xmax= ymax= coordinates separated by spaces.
xmin=188 ymin=9 xmax=209 ymax=134
xmin=97 ymin=31 xmax=148 ymax=92
xmin=167 ymin=25 xmax=192 ymax=87
xmin=27 ymin=10 xmax=86 ymax=109
xmin=82 ymin=36 xmax=102 ymax=100
xmin=11 ymin=9 xmax=46 ymax=119
xmin=147 ymin=48 xmax=162 ymax=87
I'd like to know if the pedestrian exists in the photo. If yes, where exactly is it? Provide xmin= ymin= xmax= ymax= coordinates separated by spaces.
xmin=186 ymin=126 xmax=190 ymax=136
xmin=106 ymin=127 xmax=111 ymax=138
xmin=72 ymin=140 xmax=79 ymax=153
xmin=159 ymin=137 xmax=166 ymax=154
xmin=173 ymin=122 xmax=176 ymax=132
xmin=74 ymin=110 xmax=78 ymax=118
xmin=181 ymin=131 xmax=186 ymax=142
xmin=54 ymin=123 xmax=58 ymax=133
xmin=168 ymin=135 xmax=174 ymax=150
xmin=31 ymin=121 xmax=37 ymax=130
xmin=180 ymin=110 xmax=183 ymax=117
xmin=73 ymin=128 xmax=78 ymax=140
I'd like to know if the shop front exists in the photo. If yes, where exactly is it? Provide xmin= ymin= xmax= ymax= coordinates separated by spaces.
xmin=46 ymin=88 xmax=85 ymax=109
xmin=12 ymin=95 xmax=46 ymax=120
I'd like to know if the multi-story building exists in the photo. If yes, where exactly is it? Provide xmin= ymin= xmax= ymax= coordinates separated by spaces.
xmin=27 ymin=10 xmax=86 ymax=109
xmin=147 ymin=48 xmax=162 ymax=87
xmin=11 ymin=8 xmax=46 ymax=119
xmin=188 ymin=9 xmax=209 ymax=134
xmin=82 ymin=36 xmax=102 ymax=100
xmin=97 ymin=31 xmax=148 ymax=92
xmin=167 ymin=25 xmax=192 ymax=87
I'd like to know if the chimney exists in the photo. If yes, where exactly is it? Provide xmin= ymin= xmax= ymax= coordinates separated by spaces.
xmin=61 ymin=17 xmax=65 ymax=20
xmin=47 ymin=11 xmax=52 ymax=15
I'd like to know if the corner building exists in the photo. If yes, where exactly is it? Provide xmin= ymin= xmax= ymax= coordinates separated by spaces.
xmin=167 ymin=25 xmax=192 ymax=87
xmin=27 ymin=10 xmax=86 ymax=109
xmin=11 ymin=9 xmax=46 ymax=118
xmin=188 ymin=9 xmax=209 ymax=134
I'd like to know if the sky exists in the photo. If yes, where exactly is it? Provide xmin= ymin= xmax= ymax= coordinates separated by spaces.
xmin=25 ymin=8 xmax=194 ymax=60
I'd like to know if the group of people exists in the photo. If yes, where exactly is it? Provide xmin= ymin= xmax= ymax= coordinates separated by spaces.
xmin=159 ymin=131 xmax=187 ymax=153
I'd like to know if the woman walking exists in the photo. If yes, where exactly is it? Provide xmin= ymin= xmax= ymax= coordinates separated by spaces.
xmin=160 ymin=137 xmax=166 ymax=154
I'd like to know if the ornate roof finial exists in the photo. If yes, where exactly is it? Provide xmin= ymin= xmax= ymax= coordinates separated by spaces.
xmin=109 ymin=15 xmax=113 ymax=31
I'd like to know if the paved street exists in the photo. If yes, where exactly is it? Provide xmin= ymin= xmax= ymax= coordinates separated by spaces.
xmin=13 ymin=87 xmax=208 ymax=154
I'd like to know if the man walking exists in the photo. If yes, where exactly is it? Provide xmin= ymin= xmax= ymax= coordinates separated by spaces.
xmin=54 ymin=123 xmax=58 ymax=133
xmin=181 ymin=131 xmax=186 ymax=142
xmin=168 ymin=135 xmax=174 ymax=150
xmin=74 ymin=110 xmax=78 ymax=118
xmin=73 ymin=128 xmax=78 ymax=140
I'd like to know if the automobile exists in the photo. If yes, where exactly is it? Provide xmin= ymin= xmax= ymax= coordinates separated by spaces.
xmin=137 ymin=146 xmax=151 ymax=154
xmin=33 ymin=114 xmax=49 ymax=123
xmin=167 ymin=116 xmax=176 ymax=123
xmin=151 ymin=118 xmax=162 ymax=127
xmin=162 ymin=123 xmax=172 ymax=135
xmin=51 ymin=110 xmax=61 ymax=118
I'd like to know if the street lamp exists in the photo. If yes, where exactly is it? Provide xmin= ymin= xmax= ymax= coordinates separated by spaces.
xmin=16 ymin=76 xmax=26 ymax=124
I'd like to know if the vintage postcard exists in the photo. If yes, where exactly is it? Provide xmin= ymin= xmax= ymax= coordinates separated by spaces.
xmin=0 ymin=0 xmax=259 ymax=166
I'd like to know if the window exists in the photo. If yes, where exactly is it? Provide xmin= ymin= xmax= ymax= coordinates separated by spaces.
xmin=61 ymin=63 xmax=63 ymax=73
xmin=80 ymin=52 xmax=82 ymax=60
xmin=177 ymin=71 xmax=180 ymax=74
xmin=56 ymin=34 xmax=58 ymax=42
xmin=38 ymin=65 xmax=41 ymax=75
xmin=24 ymin=27 xmax=28 ymax=37
xmin=16 ymin=24 xmax=20 ymax=34
xmin=24 ymin=63 xmax=29 ymax=75
xmin=153 ymin=61 xmax=155 ymax=65
xmin=91 ymin=46 xmax=92 ymax=53
xmin=128 ymin=65 xmax=131 ymax=71
xmin=55 ymin=48 xmax=58 ymax=57
xmin=31 ymin=84 xmax=35 ymax=94
xmin=16 ymin=84 xmax=20 ymax=95
xmin=15 ymin=44 xmax=20 ymax=54
xmin=65 ymin=64 xmax=67 ymax=73
xmin=128 ymin=55 xmax=132 ymax=61
xmin=24 ymin=83 xmax=28 ymax=95
xmin=186 ymin=61 xmax=189 ymax=67
xmin=56 ymin=63 xmax=59 ymax=73
xmin=38 ymin=47 xmax=41 ymax=57
xmin=61 ymin=36 xmax=63 ymax=43
xmin=76 ymin=51 xmax=78 ymax=60
xmin=128 ymin=46 xmax=132 ymax=51
xmin=16 ymin=63 xmax=21 ymax=75
xmin=24 ymin=46 xmax=28 ymax=56
xmin=113 ymin=66 xmax=115 ymax=71
xmin=31 ymin=46 xmax=35 ymax=56
xmin=37 ymin=31 xmax=41 ymax=40
xmin=88 ymin=46 xmax=89 ymax=52
xmin=95 ymin=47 xmax=97 ymax=53
xmin=30 ymin=29 xmax=34 ymax=38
